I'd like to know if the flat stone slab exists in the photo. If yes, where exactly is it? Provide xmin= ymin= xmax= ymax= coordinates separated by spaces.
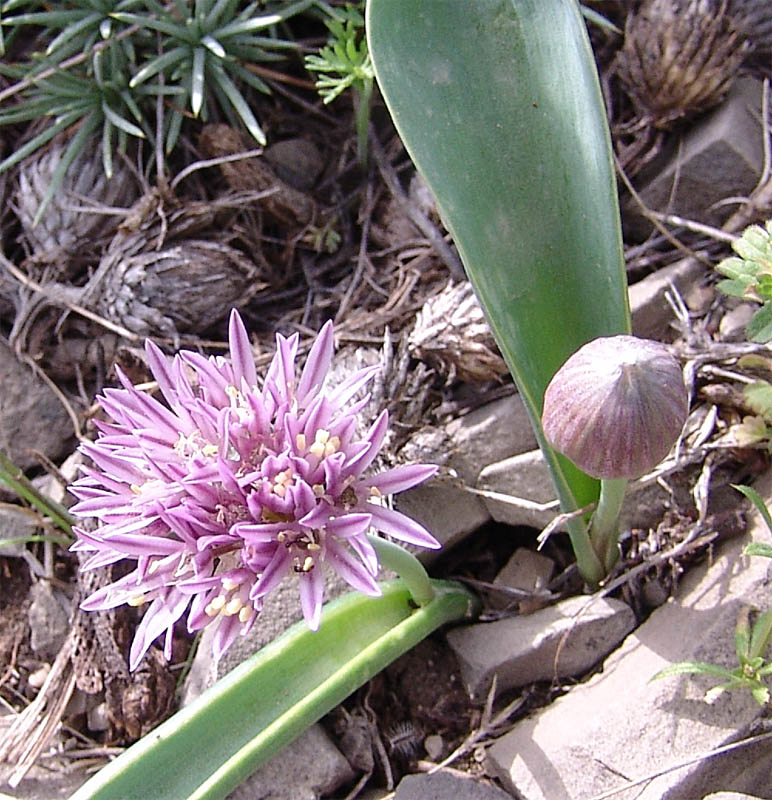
xmin=623 ymin=77 xmax=764 ymax=239
xmin=447 ymin=596 xmax=635 ymax=701
xmin=395 ymin=771 xmax=513 ymax=800
xmin=226 ymin=723 xmax=354 ymax=800
xmin=485 ymin=474 xmax=772 ymax=800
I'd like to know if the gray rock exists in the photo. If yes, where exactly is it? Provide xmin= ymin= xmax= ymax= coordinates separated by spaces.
xmin=394 ymin=482 xmax=491 ymax=559
xmin=225 ymin=724 xmax=355 ymax=800
xmin=395 ymin=392 xmax=537 ymax=552
xmin=703 ymin=794 xmax=768 ymax=800
xmin=489 ymin=547 xmax=555 ymax=612
xmin=0 ymin=503 xmax=40 ymax=558
xmin=444 ymin=394 xmax=538 ymax=484
xmin=0 ymin=338 xmax=74 ymax=471
xmin=484 ymin=472 xmax=772 ymax=800
xmin=447 ymin=596 xmax=635 ymax=701
xmin=395 ymin=771 xmax=512 ymax=800
xmin=28 ymin=582 xmax=70 ymax=660
xmin=623 ymin=77 xmax=765 ymax=240
xmin=629 ymin=255 xmax=708 ymax=341
xmin=477 ymin=446 xmax=675 ymax=535
xmin=477 ymin=449 xmax=556 ymax=530
xmin=263 ymin=138 xmax=323 ymax=191
xmin=719 ymin=302 xmax=756 ymax=341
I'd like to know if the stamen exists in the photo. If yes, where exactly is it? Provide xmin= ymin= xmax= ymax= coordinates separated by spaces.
xmin=225 ymin=597 xmax=243 ymax=616
xmin=296 ymin=433 xmax=307 ymax=452
xmin=324 ymin=435 xmax=341 ymax=457
xmin=210 ymin=595 xmax=227 ymax=611
xmin=302 ymin=556 xmax=314 ymax=572
xmin=369 ymin=486 xmax=383 ymax=498
xmin=238 ymin=605 xmax=253 ymax=624
xmin=127 ymin=594 xmax=147 ymax=607
xmin=309 ymin=429 xmax=331 ymax=458
xmin=307 ymin=542 xmax=321 ymax=552
xmin=221 ymin=577 xmax=239 ymax=592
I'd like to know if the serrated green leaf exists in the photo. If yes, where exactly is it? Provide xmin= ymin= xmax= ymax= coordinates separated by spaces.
xmin=733 ymin=483 xmax=772 ymax=537
xmin=650 ymin=661 xmax=737 ymax=682
xmin=745 ymin=542 xmax=772 ymax=559
xmin=716 ymin=255 xmax=752 ymax=280
xmin=747 ymin=304 xmax=772 ymax=343
xmin=750 ymin=609 xmax=772 ymax=662
xmin=743 ymin=382 xmax=772 ymax=422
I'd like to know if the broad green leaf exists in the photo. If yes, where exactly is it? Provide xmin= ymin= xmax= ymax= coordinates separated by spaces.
xmin=367 ymin=0 xmax=630 ymax=579
xmin=69 ymin=579 xmax=478 ymax=800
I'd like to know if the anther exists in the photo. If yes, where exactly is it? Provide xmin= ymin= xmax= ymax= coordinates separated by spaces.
xmin=127 ymin=594 xmax=147 ymax=607
xmin=224 ymin=597 xmax=243 ymax=616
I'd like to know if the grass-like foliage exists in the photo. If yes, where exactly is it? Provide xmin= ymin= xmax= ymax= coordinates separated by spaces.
xmin=0 ymin=0 xmax=316 ymax=222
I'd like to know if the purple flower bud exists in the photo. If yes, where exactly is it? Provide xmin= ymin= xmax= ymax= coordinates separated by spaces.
xmin=70 ymin=311 xmax=439 ymax=669
xmin=541 ymin=335 xmax=688 ymax=480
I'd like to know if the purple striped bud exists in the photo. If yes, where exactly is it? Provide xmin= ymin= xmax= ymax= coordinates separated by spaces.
xmin=542 ymin=335 xmax=687 ymax=480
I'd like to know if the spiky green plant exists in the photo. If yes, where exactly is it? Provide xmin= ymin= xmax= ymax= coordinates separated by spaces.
xmin=0 ymin=0 xmax=316 ymax=221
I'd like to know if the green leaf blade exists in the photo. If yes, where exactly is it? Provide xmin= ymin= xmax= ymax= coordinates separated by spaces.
xmin=367 ymin=0 xmax=630 ymax=520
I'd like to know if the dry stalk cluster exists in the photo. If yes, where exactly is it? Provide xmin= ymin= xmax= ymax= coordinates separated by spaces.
xmin=14 ymin=139 xmax=139 ymax=258
xmin=616 ymin=0 xmax=753 ymax=131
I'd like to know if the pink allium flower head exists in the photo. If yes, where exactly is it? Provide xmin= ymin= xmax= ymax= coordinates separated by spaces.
xmin=70 ymin=311 xmax=439 ymax=669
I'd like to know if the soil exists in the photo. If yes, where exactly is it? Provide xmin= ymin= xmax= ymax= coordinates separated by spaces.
xmin=1 ymin=2 xmax=772 ymax=798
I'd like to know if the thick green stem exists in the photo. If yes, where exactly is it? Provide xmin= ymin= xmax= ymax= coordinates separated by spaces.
xmin=353 ymin=77 xmax=372 ymax=166
xmin=590 ymin=477 xmax=628 ymax=573
xmin=565 ymin=516 xmax=605 ymax=588
xmin=70 ymin=580 xmax=479 ymax=800
xmin=367 ymin=534 xmax=434 ymax=606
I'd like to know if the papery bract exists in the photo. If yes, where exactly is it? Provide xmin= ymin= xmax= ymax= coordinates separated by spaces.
xmin=70 ymin=311 xmax=439 ymax=669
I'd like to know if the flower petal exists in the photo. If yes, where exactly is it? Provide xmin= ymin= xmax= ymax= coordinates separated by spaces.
xmin=367 ymin=504 xmax=441 ymax=549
